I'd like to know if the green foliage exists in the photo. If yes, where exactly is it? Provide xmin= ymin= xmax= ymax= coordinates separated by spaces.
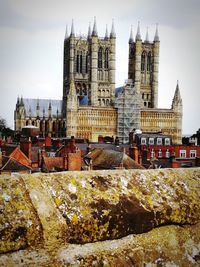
xmin=0 ymin=117 xmax=14 ymax=139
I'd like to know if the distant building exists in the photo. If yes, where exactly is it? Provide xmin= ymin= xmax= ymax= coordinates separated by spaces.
xmin=182 ymin=128 xmax=200 ymax=146
xmin=130 ymin=132 xmax=200 ymax=168
xmin=15 ymin=19 xmax=182 ymax=144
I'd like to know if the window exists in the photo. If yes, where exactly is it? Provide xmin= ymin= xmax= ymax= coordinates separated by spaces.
xmin=180 ymin=150 xmax=186 ymax=158
xmin=141 ymin=52 xmax=146 ymax=71
xmin=86 ymin=52 xmax=88 ymax=73
xmin=149 ymin=138 xmax=154 ymax=145
xmin=76 ymin=54 xmax=79 ymax=73
xmin=166 ymin=149 xmax=170 ymax=158
xmin=190 ymin=150 xmax=196 ymax=158
xmin=151 ymin=149 xmax=155 ymax=158
xmin=157 ymin=138 xmax=162 ymax=145
xmin=165 ymin=138 xmax=170 ymax=145
xmin=147 ymin=52 xmax=151 ymax=72
xmin=158 ymin=149 xmax=162 ymax=158
xmin=76 ymin=51 xmax=83 ymax=73
xmin=141 ymin=137 xmax=146 ymax=145
xmin=104 ymin=48 xmax=109 ymax=68
xmin=98 ymin=47 xmax=103 ymax=68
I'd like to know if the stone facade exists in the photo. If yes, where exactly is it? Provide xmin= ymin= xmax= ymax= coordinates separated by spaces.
xmin=14 ymin=20 xmax=183 ymax=144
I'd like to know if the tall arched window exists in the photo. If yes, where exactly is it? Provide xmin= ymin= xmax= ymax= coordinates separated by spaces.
xmin=86 ymin=52 xmax=88 ymax=73
xmin=104 ymin=48 xmax=109 ymax=68
xmin=76 ymin=51 xmax=83 ymax=73
xmin=76 ymin=52 xmax=80 ymax=73
xmin=98 ymin=47 xmax=103 ymax=68
xmin=141 ymin=52 xmax=146 ymax=71
xmin=80 ymin=52 xmax=83 ymax=73
xmin=147 ymin=52 xmax=151 ymax=72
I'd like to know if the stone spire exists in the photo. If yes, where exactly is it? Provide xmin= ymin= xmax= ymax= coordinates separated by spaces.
xmin=173 ymin=81 xmax=182 ymax=101
xmin=87 ymin=22 xmax=91 ymax=39
xmin=92 ymin=16 xmax=98 ymax=37
xmin=17 ymin=96 xmax=20 ymax=105
xmin=145 ymin=27 xmax=149 ymax=43
xmin=70 ymin=19 xmax=75 ymax=37
xmin=48 ymin=101 xmax=52 ymax=110
xmin=172 ymin=80 xmax=183 ymax=110
xmin=65 ymin=24 xmax=68 ymax=39
xmin=36 ymin=98 xmax=40 ymax=109
xmin=36 ymin=98 xmax=40 ymax=117
xmin=154 ymin=24 xmax=159 ymax=42
xmin=48 ymin=101 xmax=52 ymax=118
xmin=43 ymin=108 xmax=45 ymax=118
xmin=105 ymin=24 xmax=109 ymax=39
xmin=20 ymin=96 xmax=24 ymax=105
xmin=136 ymin=22 xmax=142 ymax=41
xmin=110 ymin=19 xmax=116 ymax=38
xmin=129 ymin=25 xmax=134 ymax=43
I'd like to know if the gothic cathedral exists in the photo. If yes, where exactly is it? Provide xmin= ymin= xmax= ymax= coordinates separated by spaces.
xmin=15 ymin=19 xmax=183 ymax=144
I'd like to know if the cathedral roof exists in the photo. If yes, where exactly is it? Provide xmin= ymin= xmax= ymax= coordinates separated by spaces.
xmin=23 ymin=98 xmax=62 ymax=118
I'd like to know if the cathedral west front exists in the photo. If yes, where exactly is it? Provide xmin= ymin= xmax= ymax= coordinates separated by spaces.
xmin=15 ymin=19 xmax=183 ymax=144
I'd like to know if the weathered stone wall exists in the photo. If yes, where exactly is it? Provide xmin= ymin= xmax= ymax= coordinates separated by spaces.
xmin=0 ymin=168 xmax=200 ymax=266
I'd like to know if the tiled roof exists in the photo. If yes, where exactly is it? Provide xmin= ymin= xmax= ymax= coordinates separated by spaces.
xmin=85 ymin=149 xmax=144 ymax=170
xmin=23 ymin=98 xmax=62 ymax=118
xmin=1 ymin=156 xmax=32 ymax=172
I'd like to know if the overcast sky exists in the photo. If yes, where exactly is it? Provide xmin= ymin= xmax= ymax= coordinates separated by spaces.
xmin=0 ymin=0 xmax=200 ymax=135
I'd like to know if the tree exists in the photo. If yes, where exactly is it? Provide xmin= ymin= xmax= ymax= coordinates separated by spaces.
xmin=0 ymin=117 xmax=14 ymax=140
xmin=0 ymin=117 xmax=6 ymax=131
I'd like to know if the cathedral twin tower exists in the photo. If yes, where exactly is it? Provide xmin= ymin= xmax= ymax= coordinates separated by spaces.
xmin=15 ymin=18 xmax=183 ymax=144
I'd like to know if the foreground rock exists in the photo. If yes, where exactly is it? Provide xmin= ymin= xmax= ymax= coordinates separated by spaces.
xmin=0 ymin=168 xmax=200 ymax=265
xmin=1 ymin=223 xmax=200 ymax=266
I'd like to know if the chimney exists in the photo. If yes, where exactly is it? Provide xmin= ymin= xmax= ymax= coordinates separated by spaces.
xmin=20 ymin=137 xmax=32 ymax=160
xmin=133 ymin=145 xmax=139 ymax=163
xmin=45 ymin=136 xmax=52 ymax=147
xmin=70 ymin=136 xmax=76 ymax=153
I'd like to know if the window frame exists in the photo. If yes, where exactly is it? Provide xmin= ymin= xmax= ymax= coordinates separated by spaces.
xmin=165 ymin=138 xmax=170 ymax=145
xmin=141 ymin=137 xmax=146 ymax=145
xmin=149 ymin=137 xmax=154 ymax=145
xmin=179 ymin=150 xmax=186 ymax=158
xmin=190 ymin=150 xmax=196 ymax=158
xmin=157 ymin=138 xmax=162 ymax=145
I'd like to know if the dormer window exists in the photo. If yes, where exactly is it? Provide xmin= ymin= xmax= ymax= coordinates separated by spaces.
xmin=149 ymin=138 xmax=154 ymax=145
xmin=165 ymin=138 xmax=170 ymax=145
xmin=157 ymin=138 xmax=162 ymax=145
xmin=141 ymin=137 xmax=146 ymax=145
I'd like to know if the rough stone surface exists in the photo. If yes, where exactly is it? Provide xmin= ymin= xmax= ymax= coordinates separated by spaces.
xmin=0 ymin=175 xmax=43 ymax=254
xmin=0 ymin=168 xmax=200 ymax=266
xmin=0 ymin=223 xmax=200 ymax=266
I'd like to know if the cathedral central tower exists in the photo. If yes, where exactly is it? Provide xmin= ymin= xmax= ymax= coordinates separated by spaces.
xmin=62 ymin=18 xmax=116 ymax=118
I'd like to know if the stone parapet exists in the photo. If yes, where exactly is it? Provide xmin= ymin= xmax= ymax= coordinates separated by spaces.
xmin=0 ymin=168 xmax=200 ymax=265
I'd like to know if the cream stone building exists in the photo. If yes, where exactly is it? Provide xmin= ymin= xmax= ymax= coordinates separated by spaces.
xmin=15 ymin=19 xmax=182 ymax=144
